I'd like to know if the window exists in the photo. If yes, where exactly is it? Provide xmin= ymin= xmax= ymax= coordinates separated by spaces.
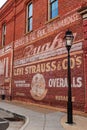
xmin=2 ymin=24 xmax=6 ymax=46
xmin=49 ymin=0 xmax=58 ymax=19
xmin=26 ymin=2 xmax=33 ymax=32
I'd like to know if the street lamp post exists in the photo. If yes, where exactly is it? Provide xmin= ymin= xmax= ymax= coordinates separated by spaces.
xmin=64 ymin=30 xmax=74 ymax=124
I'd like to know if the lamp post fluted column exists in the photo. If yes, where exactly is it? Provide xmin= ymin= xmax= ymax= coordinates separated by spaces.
xmin=64 ymin=30 xmax=74 ymax=124
xmin=67 ymin=47 xmax=73 ymax=124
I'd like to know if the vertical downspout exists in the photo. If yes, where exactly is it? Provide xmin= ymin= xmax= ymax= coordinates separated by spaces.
xmin=10 ymin=0 xmax=16 ymax=100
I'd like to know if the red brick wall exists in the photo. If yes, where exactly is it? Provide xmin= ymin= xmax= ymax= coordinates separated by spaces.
xmin=0 ymin=0 xmax=84 ymax=45
xmin=83 ymin=19 xmax=87 ymax=112
xmin=12 ymin=12 xmax=85 ymax=110
xmin=0 ymin=0 xmax=86 ymax=111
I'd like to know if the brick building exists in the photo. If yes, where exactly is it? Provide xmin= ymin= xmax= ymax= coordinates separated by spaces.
xmin=0 ymin=0 xmax=87 ymax=112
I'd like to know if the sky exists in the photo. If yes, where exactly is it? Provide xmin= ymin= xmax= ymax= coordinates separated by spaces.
xmin=0 ymin=0 xmax=7 ymax=8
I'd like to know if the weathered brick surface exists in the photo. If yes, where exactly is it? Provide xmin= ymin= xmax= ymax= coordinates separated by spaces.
xmin=0 ymin=0 xmax=87 ymax=112
xmin=83 ymin=19 xmax=87 ymax=112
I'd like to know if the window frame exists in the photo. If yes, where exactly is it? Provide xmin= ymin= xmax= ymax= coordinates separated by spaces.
xmin=2 ymin=23 xmax=6 ymax=47
xmin=26 ymin=2 xmax=33 ymax=33
xmin=48 ymin=0 xmax=58 ymax=20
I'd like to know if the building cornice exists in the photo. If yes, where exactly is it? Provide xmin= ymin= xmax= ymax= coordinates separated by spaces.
xmin=0 ymin=1 xmax=14 ymax=18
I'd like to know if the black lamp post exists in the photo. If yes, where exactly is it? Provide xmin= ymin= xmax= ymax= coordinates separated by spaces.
xmin=64 ymin=30 xmax=74 ymax=124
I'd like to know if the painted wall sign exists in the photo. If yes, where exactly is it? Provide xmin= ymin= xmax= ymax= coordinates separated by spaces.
xmin=0 ymin=43 xmax=12 ymax=55
xmin=0 ymin=51 xmax=12 ymax=95
xmin=13 ymin=53 xmax=84 ymax=103
xmin=14 ymin=31 xmax=82 ymax=67
xmin=14 ymin=55 xmax=82 ymax=76
xmin=14 ymin=42 xmax=82 ymax=66
xmin=0 ymin=56 xmax=10 ymax=82
xmin=30 ymin=73 xmax=48 ymax=100
xmin=55 ymin=96 xmax=75 ymax=102
xmin=14 ymin=12 xmax=81 ymax=48
xmin=14 ymin=80 xmax=30 ymax=87
xmin=13 ymin=14 xmax=84 ymax=110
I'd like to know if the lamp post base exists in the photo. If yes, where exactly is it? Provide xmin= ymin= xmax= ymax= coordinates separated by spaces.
xmin=67 ymin=101 xmax=73 ymax=124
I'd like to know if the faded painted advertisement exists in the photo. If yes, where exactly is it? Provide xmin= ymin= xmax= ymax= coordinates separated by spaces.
xmin=14 ymin=12 xmax=81 ymax=48
xmin=13 ymin=54 xmax=83 ymax=101
xmin=0 ymin=44 xmax=12 ymax=96
xmin=13 ymin=28 xmax=84 ymax=110
xmin=13 ymin=12 xmax=84 ymax=110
